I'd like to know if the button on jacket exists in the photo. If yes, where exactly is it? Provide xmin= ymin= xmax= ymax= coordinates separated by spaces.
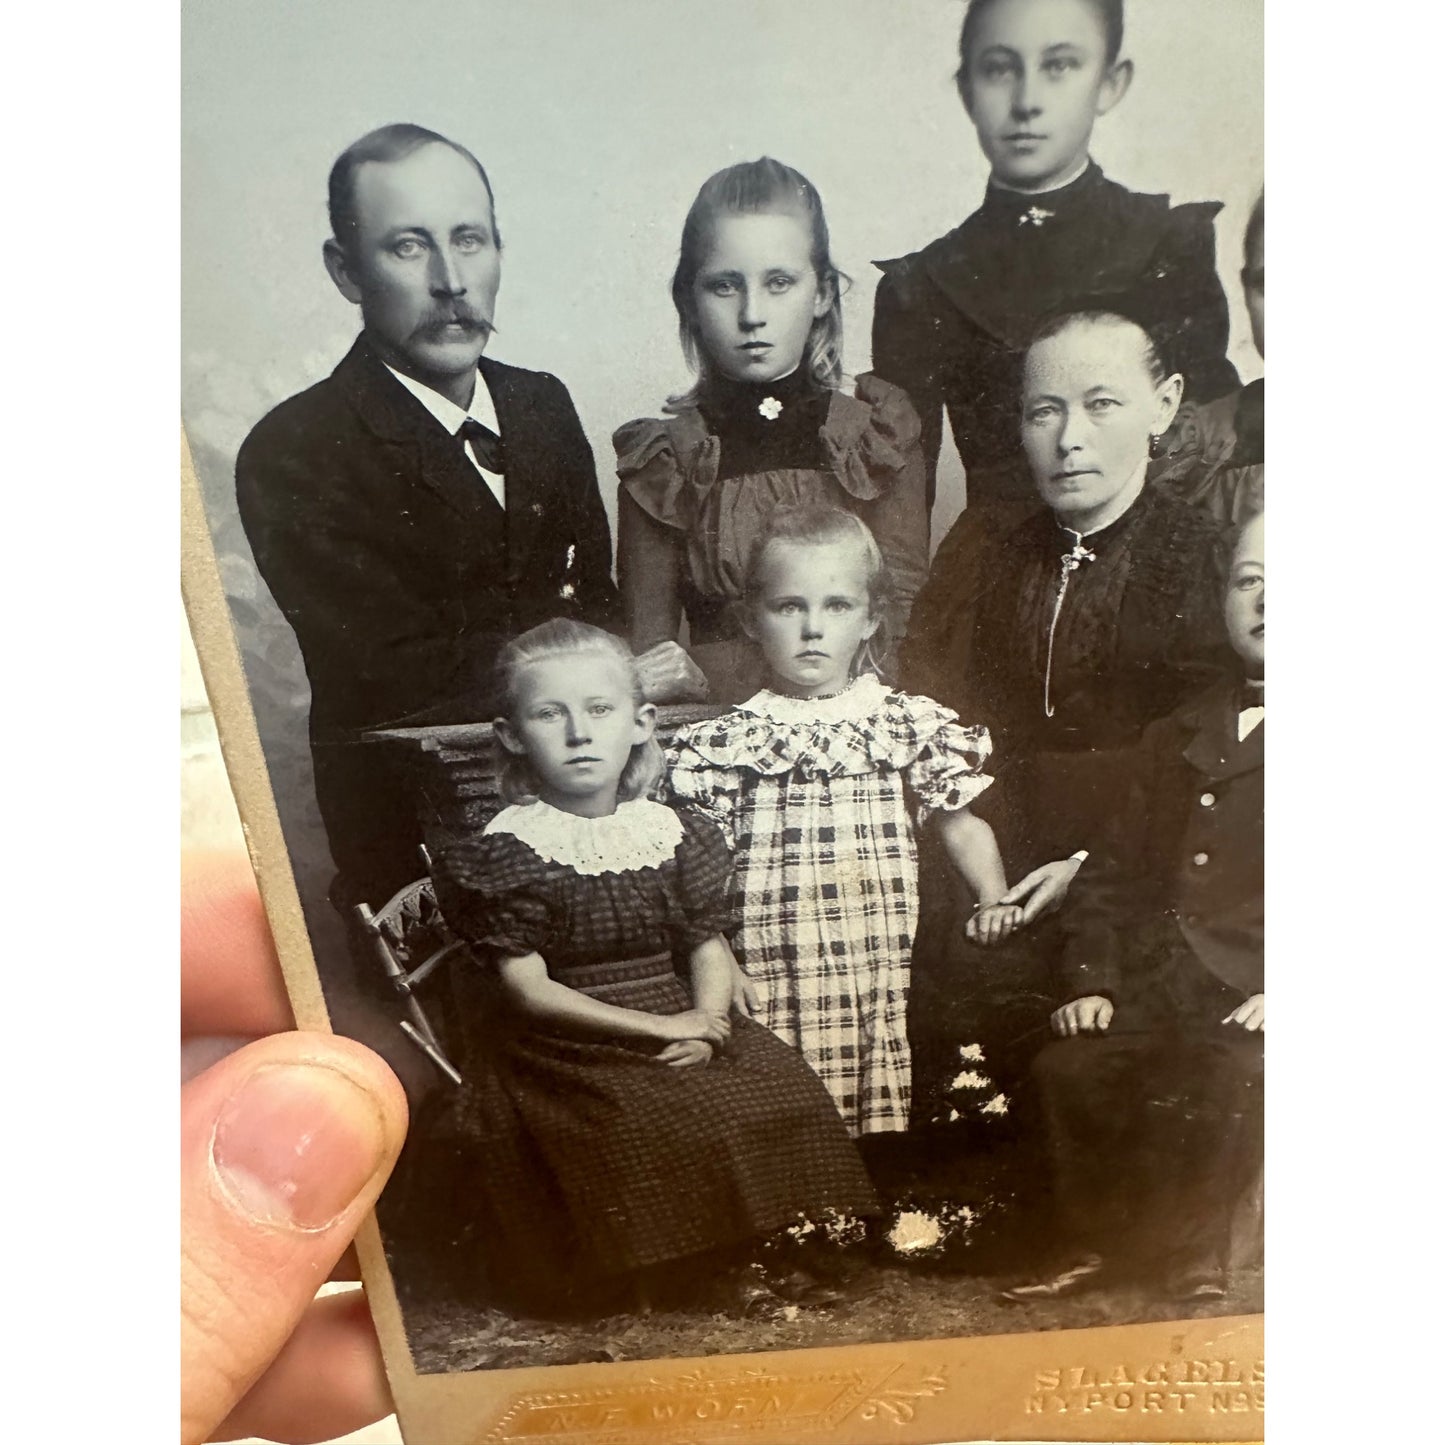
xmin=1058 ymin=675 xmax=1264 ymax=1013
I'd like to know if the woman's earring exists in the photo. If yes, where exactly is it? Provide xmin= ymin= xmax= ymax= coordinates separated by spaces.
xmin=1148 ymin=432 xmax=1165 ymax=459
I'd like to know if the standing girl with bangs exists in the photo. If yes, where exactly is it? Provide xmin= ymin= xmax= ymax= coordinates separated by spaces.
xmin=433 ymin=619 xmax=878 ymax=1317
xmin=667 ymin=506 xmax=1016 ymax=1147
xmin=615 ymin=158 xmax=928 ymax=704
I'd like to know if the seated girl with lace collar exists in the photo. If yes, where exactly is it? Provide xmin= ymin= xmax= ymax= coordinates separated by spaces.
xmin=432 ymin=619 xmax=878 ymax=1318
xmin=666 ymin=506 xmax=1016 ymax=1146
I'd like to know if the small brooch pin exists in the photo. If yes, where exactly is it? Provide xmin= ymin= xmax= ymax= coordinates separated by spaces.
xmin=1019 ymin=206 xmax=1054 ymax=228
xmin=758 ymin=396 xmax=783 ymax=421
xmin=1060 ymin=538 xmax=1096 ymax=575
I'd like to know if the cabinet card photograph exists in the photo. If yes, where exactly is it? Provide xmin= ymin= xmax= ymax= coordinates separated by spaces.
xmin=182 ymin=1 xmax=1265 ymax=1440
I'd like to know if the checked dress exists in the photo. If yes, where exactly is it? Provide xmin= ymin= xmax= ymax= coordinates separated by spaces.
xmin=666 ymin=675 xmax=993 ymax=1136
xmin=432 ymin=798 xmax=878 ymax=1305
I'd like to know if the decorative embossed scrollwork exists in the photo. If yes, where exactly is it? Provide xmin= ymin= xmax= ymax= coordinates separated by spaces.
xmin=855 ymin=1365 xmax=949 ymax=1424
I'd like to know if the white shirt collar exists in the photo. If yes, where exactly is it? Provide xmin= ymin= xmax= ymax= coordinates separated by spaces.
xmin=382 ymin=362 xmax=501 ymax=439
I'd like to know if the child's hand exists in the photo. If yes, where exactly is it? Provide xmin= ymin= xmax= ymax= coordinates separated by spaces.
xmin=656 ymin=1039 xmax=714 ymax=1068
xmin=1051 ymin=995 xmax=1114 ymax=1036
xmin=966 ymin=902 xmax=1025 ymax=946
xmin=1223 ymin=993 xmax=1265 ymax=1032
xmin=655 ymin=1008 xmax=731 ymax=1047
xmin=731 ymin=959 xmax=759 ymax=1018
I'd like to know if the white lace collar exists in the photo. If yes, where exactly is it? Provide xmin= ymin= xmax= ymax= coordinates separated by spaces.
xmin=739 ymin=673 xmax=891 ymax=726
xmin=484 ymin=797 xmax=685 ymax=876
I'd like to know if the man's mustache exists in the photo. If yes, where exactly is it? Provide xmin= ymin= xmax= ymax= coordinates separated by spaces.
xmin=412 ymin=308 xmax=495 ymax=340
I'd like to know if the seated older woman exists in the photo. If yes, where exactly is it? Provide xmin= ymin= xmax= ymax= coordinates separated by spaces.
xmin=901 ymin=304 xmax=1228 ymax=1122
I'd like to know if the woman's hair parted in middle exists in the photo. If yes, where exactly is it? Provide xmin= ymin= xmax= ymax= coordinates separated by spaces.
xmin=670 ymin=157 xmax=847 ymax=395
xmin=741 ymin=503 xmax=890 ymax=617
xmin=492 ymin=619 xmax=665 ymax=805
xmin=1026 ymin=303 xmax=1171 ymax=386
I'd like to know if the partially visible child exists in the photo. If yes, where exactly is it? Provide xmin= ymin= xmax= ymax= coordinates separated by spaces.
xmin=1155 ymin=190 xmax=1265 ymax=524
xmin=617 ymin=158 xmax=929 ymax=703
xmin=1004 ymin=512 xmax=1264 ymax=1305
xmin=666 ymin=506 xmax=1018 ymax=1141
xmin=872 ymin=0 xmax=1238 ymax=511
xmin=433 ymin=620 xmax=878 ymax=1316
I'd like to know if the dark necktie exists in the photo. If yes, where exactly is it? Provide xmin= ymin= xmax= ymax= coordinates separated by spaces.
xmin=458 ymin=417 xmax=505 ymax=475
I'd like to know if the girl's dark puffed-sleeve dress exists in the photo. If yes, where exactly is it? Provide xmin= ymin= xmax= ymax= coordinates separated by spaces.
xmin=433 ymin=799 xmax=878 ymax=1300
xmin=614 ymin=370 xmax=928 ymax=701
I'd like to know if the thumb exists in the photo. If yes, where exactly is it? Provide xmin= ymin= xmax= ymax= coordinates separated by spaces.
xmin=181 ymin=1032 xmax=407 ymax=1445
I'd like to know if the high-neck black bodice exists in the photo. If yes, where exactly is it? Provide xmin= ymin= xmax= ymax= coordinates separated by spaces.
xmin=696 ymin=367 xmax=831 ymax=482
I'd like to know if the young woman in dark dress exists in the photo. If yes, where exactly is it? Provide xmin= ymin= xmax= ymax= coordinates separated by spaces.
xmin=615 ymin=158 xmax=928 ymax=702
xmin=901 ymin=306 xmax=1227 ymax=1121
xmin=433 ymin=620 xmax=878 ymax=1317
xmin=871 ymin=0 xmax=1239 ymax=514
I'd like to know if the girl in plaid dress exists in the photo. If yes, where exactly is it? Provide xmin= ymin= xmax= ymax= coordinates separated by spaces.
xmin=434 ymin=620 xmax=877 ymax=1316
xmin=666 ymin=507 xmax=1017 ymax=1139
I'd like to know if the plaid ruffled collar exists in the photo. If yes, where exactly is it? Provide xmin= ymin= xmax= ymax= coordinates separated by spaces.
xmin=670 ymin=679 xmax=987 ymax=781
xmin=738 ymin=674 xmax=892 ymax=725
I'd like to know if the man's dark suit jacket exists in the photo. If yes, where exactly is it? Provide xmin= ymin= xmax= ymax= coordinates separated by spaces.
xmin=236 ymin=336 xmax=620 ymax=903
xmin=1057 ymin=675 xmax=1264 ymax=1023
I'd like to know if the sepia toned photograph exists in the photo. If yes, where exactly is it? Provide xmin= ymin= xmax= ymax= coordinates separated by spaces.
xmin=181 ymin=1 xmax=1264 ymax=1438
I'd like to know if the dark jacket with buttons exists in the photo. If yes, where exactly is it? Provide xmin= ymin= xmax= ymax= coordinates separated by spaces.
xmin=237 ymin=336 xmax=619 ymax=740
xmin=1057 ymin=676 xmax=1263 ymax=1011
xmin=235 ymin=335 xmax=620 ymax=900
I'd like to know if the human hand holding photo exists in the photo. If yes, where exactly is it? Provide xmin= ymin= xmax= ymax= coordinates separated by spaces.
xmin=1224 ymin=993 xmax=1265 ymax=1032
xmin=181 ymin=852 xmax=409 ymax=1445
xmin=1050 ymin=995 xmax=1115 ymax=1037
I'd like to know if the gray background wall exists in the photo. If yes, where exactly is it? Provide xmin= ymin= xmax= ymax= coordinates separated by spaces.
xmin=181 ymin=0 xmax=1263 ymax=1085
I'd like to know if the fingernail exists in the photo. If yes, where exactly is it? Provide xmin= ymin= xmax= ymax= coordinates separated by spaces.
xmin=210 ymin=1062 xmax=387 ymax=1231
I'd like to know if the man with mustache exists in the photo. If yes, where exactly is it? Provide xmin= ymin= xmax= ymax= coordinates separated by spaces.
xmin=237 ymin=124 xmax=691 ymax=907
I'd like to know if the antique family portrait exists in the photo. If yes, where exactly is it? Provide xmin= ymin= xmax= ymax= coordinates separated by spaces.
xmin=182 ymin=0 xmax=1264 ymax=1436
